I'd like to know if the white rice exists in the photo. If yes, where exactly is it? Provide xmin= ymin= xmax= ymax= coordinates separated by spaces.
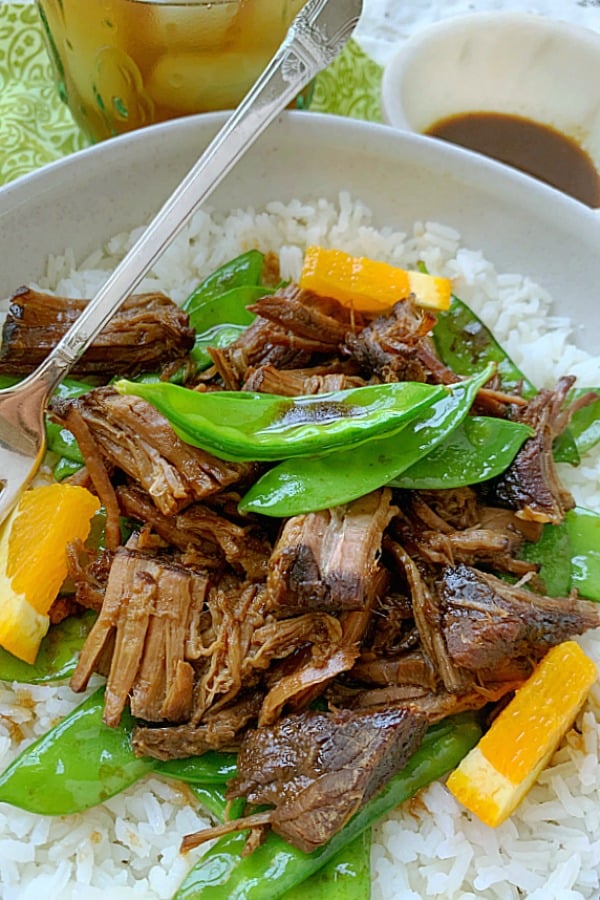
xmin=1 ymin=193 xmax=599 ymax=899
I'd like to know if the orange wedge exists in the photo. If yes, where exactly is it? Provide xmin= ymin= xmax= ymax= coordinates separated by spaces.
xmin=0 ymin=483 xmax=100 ymax=663
xmin=447 ymin=641 xmax=597 ymax=827
xmin=299 ymin=246 xmax=452 ymax=313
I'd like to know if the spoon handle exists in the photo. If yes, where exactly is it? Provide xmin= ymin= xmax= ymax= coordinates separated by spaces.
xmin=30 ymin=0 xmax=363 ymax=397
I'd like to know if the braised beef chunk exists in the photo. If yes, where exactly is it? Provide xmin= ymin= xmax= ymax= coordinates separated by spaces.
xmin=489 ymin=376 xmax=596 ymax=524
xmin=248 ymin=286 xmax=354 ymax=346
xmin=0 ymin=287 xmax=194 ymax=376
xmin=132 ymin=692 xmax=263 ymax=760
xmin=344 ymin=300 xmax=452 ymax=384
xmin=266 ymin=489 xmax=396 ymax=616
xmin=117 ymin=484 xmax=271 ymax=580
xmin=51 ymin=387 xmax=255 ymax=516
xmin=209 ymin=317 xmax=315 ymax=390
xmin=242 ymin=363 xmax=365 ymax=395
xmin=227 ymin=706 xmax=428 ymax=853
xmin=438 ymin=563 xmax=600 ymax=671
xmin=70 ymin=537 xmax=208 ymax=727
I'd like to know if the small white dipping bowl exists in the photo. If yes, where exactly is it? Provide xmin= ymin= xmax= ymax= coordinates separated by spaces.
xmin=380 ymin=12 xmax=600 ymax=203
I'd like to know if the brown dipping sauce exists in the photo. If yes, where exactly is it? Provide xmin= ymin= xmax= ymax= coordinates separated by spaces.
xmin=425 ymin=112 xmax=600 ymax=208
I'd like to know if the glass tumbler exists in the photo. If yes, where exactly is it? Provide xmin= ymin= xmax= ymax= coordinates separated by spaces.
xmin=36 ymin=0 xmax=308 ymax=142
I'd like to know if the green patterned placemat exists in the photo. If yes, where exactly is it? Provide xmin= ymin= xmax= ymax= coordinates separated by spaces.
xmin=0 ymin=3 xmax=382 ymax=187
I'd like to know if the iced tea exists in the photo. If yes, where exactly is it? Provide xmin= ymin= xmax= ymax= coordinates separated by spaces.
xmin=36 ymin=0 xmax=308 ymax=142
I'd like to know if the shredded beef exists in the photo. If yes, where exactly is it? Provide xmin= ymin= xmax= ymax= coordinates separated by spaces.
xmin=51 ymin=387 xmax=256 ymax=518
xmin=0 ymin=287 xmax=194 ymax=376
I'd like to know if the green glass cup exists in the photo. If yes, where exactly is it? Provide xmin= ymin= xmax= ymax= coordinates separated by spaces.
xmin=36 ymin=0 xmax=308 ymax=142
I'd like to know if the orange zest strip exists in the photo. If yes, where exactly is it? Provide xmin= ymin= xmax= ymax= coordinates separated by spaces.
xmin=299 ymin=246 xmax=452 ymax=313
xmin=447 ymin=641 xmax=597 ymax=827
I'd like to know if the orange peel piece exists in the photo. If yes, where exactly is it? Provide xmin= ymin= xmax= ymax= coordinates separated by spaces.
xmin=447 ymin=640 xmax=597 ymax=827
xmin=299 ymin=246 xmax=452 ymax=313
xmin=0 ymin=483 xmax=100 ymax=662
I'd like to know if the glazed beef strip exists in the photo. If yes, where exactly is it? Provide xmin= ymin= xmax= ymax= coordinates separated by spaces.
xmin=225 ymin=706 xmax=428 ymax=853
xmin=132 ymin=692 xmax=263 ymax=761
xmin=117 ymin=484 xmax=272 ymax=581
xmin=438 ymin=562 xmax=600 ymax=671
xmin=242 ymin=363 xmax=365 ymax=395
xmin=343 ymin=299 xmax=451 ymax=384
xmin=0 ymin=287 xmax=194 ymax=376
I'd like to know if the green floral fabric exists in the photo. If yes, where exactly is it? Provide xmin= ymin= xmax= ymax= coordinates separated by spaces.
xmin=0 ymin=3 xmax=382 ymax=187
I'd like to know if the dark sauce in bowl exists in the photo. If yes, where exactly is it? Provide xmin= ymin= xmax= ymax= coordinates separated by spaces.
xmin=425 ymin=112 xmax=600 ymax=207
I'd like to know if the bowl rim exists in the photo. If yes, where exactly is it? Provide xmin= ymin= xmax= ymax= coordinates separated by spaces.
xmin=380 ymin=11 xmax=600 ymax=133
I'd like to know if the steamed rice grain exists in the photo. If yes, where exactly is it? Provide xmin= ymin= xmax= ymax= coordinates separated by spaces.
xmin=0 ymin=193 xmax=599 ymax=899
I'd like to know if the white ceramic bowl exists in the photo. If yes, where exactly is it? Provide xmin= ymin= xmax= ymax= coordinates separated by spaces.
xmin=0 ymin=110 xmax=599 ymax=355
xmin=380 ymin=12 xmax=600 ymax=189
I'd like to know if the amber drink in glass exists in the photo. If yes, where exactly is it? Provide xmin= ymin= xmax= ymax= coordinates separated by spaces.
xmin=36 ymin=0 xmax=308 ymax=141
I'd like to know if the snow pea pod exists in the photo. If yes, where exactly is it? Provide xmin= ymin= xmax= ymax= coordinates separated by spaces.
xmin=433 ymin=295 xmax=585 ymax=464
xmin=563 ymin=388 xmax=600 ymax=456
xmin=183 ymin=250 xmax=265 ymax=315
xmin=519 ymin=507 xmax=600 ymax=601
xmin=0 ymin=686 xmax=157 ymax=814
xmin=188 ymin=284 xmax=270 ymax=333
xmin=189 ymin=785 xmax=371 ymax=900
xmin=116 ymin=380 xmax=447 ymax=463
xmin=158 ymin=753 xmax=238 ymax=785
xmin=174 ymin=713 xmax=482 ymax=900
xmin=191 ymin=324 xmax=248 ymax=372
xmin=391 ymin=415 xmax=533 ymax=490
xmin=54 ymin=456 xmax=84 ymax=480
xmin=0 ymin=610 xmax=96 ymax=684
xmin=567 ymin=507 xmax=600 ymax=602
xmin=282 ymin=830 xmax=371 ymax=900
xmin=433 ymin=296 xmax=535 ymax=396
xmin=239 ymin=365 xmax=494 ymax=516
xmin=0 ymin=687 xmax=240 ymax=815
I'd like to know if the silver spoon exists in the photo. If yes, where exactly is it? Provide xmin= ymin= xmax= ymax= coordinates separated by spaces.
xmin=0 ymin=0 xmax=363 ymax=526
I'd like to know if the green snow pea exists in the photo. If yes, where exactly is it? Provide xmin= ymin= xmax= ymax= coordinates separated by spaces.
xmin=240 ymin=365 xmax=495 ymax=516
xmin=0 ymin=610 xmax=96 ymax=684
xmin=158 ymin=753 xmax=238 ymax=785
xmin=188 ymin=284 xmax=270 ymax=333
xmin=54 ymin=456 xmax=84 ymax=480
xmin=0 ymin=686 xmax=156 ymax=814
xmin=433 ymin=296 xmax=535 ymax=396
xmin=566 ymin=507 xmax=600 ymax=601
xmin=116 ymin=380 xmax=447 ymax=463
xmin=282 ymin=830 xmax=371 ymax=900
xmin=433 ymin=295 xmax=587 ymax=464
xmin=190 ymin=324 xmax=248 ymax=371
xmin=189 ymin=785 xmax=371 ymax=900
xmin=0 ymin=687 xmax=241 ymax=815
xmin=391 ymin=415 xmax=533 ymax=490
xmin=183 ymin=250 xmax=265 ymax=315
xmin=563 ymin=388 xmax=600 ymax=457
xmin=174 ymin=713 xmax=482 ymax=900
xmin=519 ymin=507 xmax=600 ymax=602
